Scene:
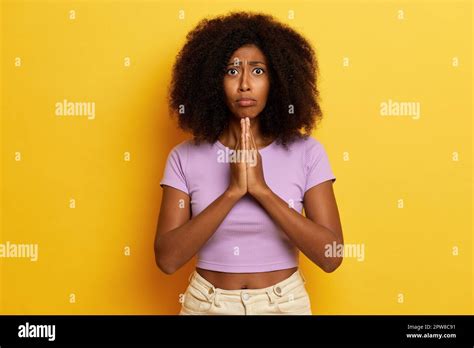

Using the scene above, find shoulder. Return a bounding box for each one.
[289,135,332,169]
[163,140,192,172]
[167,139,196,157]
[285,134,324,154]
[170,139,192,153]
[166,138,214,164]
[302,135,322,148]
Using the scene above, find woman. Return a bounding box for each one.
[155,11,344,315]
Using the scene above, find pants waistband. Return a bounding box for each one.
[187,268,307,304]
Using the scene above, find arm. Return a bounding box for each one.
[251,181,344,273]
[156,121,249,275]
[154,186,242,275]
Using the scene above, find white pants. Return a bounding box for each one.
[179,268,312,315]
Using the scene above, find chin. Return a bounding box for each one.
[237,114,259,119]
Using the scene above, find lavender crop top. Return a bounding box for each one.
[159,136,336,273]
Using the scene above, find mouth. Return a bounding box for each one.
[236,98,257,107]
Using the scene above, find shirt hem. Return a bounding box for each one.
[305,176,336,193]
[196,260,299,273]
[160,182,189,195]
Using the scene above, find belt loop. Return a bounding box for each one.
[265,288,275,304]
[212,289,221,307]
[205,283,217,302]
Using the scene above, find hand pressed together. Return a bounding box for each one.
[228,117,269,199]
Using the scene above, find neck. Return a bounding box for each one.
[219,117,270,149]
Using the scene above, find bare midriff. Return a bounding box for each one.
[196,267,298,290]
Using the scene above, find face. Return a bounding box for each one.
[223,44,270,120]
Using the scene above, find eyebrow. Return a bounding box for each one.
[226,61,267,66]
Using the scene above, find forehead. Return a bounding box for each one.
[229,44,267,63]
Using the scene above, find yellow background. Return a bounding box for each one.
[1,0,472,314]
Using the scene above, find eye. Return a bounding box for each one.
[253,68,265,75]
[226,68,238,76]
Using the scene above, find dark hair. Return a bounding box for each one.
[167,11,324,149]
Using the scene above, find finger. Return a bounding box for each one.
[235,136,241,165]
[250,125,257,151]
[247,118,254,156]
[244,117,249,150]
[248,125,258,168]
[240,118,245,145]
[241,119,245,163]
[248,117,252,150]
[246,118,254,149]
[242,118,247,153]
[246,117,252,163]
[239,118,244,151]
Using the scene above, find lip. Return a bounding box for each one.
[236,98,257,107]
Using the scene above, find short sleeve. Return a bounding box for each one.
[304,139,336,192]
[160,143,189,195]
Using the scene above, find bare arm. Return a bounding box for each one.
[244,119,343,273]
[155,124,248,274]
[154,186,242,274]
[251,180,344,273]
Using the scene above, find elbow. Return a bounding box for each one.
[154,245,177,275]
[322,256,343,273]
[321,236,344,273]
[155,254,177,275]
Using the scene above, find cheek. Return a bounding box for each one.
[223,80,235,105]
[258,80,270,101]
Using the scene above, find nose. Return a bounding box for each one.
[239,66,250,92]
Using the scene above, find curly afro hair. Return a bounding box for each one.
[167,11,324,149]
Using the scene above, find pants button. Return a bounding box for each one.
[242,293,250,301]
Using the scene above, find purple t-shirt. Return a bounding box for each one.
[159,136,336,273]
